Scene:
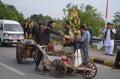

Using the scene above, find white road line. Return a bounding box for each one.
[0,62,26,76]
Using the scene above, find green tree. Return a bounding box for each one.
[30,13,52,25]
[54,19,64,32]
[63,3,105,36]
[113,11,120,27]
[30,13,64,34]
[113,11,120,40]
[0,1,24,23]
[78,4,105,36]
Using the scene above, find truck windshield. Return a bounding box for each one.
[4,24,23,32]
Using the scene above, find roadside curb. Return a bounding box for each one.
[89,57,115,67]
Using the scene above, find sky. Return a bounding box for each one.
[1,0,120,22]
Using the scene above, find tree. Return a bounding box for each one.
[63,3,105,36]
[30,13,52,25]
[0,1,24,23]
[113,11,120,40]
[78,4,104,36]
[30,13,64,34]
[113,11,120,27]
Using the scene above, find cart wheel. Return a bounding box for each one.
[80,61,97,79]
[16,45,23,64]
[50,59,67,78]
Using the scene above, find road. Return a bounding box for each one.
[0,46,120,79]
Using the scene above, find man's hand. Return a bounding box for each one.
[111,25,115,29]
[74,38,79,42]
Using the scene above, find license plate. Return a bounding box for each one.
[11,35,19,39]
[12,40,17,42]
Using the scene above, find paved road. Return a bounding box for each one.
[0,47,120,79]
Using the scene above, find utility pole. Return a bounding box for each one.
[105,0,109,27]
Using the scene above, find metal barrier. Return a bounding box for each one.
[91,38,120,50]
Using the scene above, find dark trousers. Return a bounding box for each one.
[30,45,43,67]
[115,50,120,68]
[74,42,89,62]
[36,49,43,66]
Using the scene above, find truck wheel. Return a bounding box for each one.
[0,40,4,47]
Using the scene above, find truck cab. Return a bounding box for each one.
[0,20,24,46]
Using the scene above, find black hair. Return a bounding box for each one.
[107,22,112,26]
[39,23,44,26]
[47,20,55,26]
[80,24,86,30]
[65,20,70,25]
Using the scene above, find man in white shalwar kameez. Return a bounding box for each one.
[103,23,116,56]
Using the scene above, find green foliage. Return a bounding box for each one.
[113,11,120,26]
[0,1,24,23]
[0,1,109,39]
[63,3,105,36]
[30,14,64,33]
[54,19,64,32]
[78,4,105,36]
[30,14,52,25]
[112,11,120,40]
[115,27,120,40]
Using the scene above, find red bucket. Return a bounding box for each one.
[61,56,68,62]
[48,44,54,52]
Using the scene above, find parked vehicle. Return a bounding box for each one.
[0,20,24,46]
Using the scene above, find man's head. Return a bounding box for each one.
[86,25,91,30]
[64,20,70,28]
[38,23,44,29]
[80,24,86,32]
[47,20,55,29]
[107,22,112,28]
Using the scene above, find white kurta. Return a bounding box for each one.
[103,28,116,54]
[103,28,116,46]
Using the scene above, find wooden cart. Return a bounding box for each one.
[37,44,97,79]
[16,39,37,64]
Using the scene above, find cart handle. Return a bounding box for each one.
[37,44,47,56]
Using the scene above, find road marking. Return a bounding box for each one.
[0,62,26,76]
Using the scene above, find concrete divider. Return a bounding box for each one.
[89,57,114,67]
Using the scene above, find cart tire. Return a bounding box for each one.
[16,45,23,64]
[80,61,97,79]
[50,59,67,78]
